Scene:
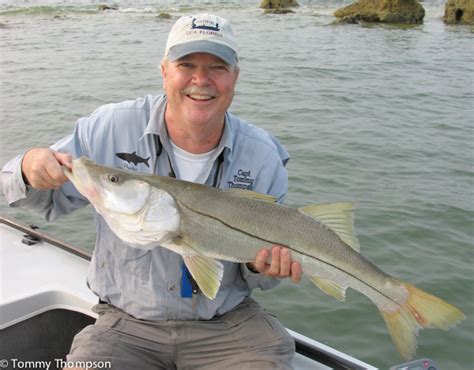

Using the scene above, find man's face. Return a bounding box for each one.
[161,52,239,128]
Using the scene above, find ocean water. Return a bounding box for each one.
[0,1,473,368]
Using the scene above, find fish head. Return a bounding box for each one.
[64,157,151,216]
[64,157,180,249]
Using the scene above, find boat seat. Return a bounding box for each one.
[0,309,95,370]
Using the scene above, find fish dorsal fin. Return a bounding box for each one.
[310,277,347,301]
[299,202,360,251]
[183,254,224,300]
[225,189,277,203]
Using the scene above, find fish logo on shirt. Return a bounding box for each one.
[116,152,150,168]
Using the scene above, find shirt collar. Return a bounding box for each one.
[140,94,234,156]
[141,95,166,139]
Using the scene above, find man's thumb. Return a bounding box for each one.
[53,151,73,171]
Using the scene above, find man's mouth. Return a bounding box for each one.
[182,87,218,102]
[187,94,215,101]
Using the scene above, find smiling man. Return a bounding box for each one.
[1,13,301,369]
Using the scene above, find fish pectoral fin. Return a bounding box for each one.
[225,189,277,203]
[183,254,224,300]
[310,276,347,302]
[299,202,360,251]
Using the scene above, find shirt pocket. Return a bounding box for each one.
[96,218,152,282]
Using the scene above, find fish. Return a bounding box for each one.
[115,151,150,167]
[63,156,465,360]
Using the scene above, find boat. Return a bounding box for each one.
[1,214,416,370]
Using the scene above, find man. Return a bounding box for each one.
[1,13,302,369]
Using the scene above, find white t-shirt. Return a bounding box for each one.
[170,141,217,184]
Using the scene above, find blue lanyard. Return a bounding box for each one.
[181,263,198,298]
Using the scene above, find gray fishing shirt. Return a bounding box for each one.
[1,95,290,321]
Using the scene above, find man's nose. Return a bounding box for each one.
[192,66,211,85]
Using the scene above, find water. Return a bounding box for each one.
[1,1,473,368]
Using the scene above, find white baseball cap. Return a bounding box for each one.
[164,13,238,66]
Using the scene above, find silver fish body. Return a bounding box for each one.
[64,157,465,360]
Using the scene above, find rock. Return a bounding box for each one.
[98,4,118,11]
[444,0,474,24]
[260,0,299,9]
[264,8,295,14]
[334,0,425,24]
[157,12,172,19]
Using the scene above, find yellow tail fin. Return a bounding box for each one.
[380,282,465,360]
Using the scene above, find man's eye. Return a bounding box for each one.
[178,62,194,69]
[213,65,228,71]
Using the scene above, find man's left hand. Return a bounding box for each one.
[248,245,303,283]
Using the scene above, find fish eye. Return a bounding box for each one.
[108,174,120,183]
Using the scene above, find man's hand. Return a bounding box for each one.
[22,148,73,190]
[248,245,303,283]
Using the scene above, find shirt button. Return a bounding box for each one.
[98,261,105,267]
[169,285,176,291]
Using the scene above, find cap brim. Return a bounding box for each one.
[167,40,238,67]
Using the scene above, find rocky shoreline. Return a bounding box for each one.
[258,0,474,25]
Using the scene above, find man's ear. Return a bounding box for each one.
[234,66,240,83]
[160,61,167,89]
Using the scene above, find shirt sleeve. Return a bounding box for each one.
[239,146,290,290]
[0,120,90,222]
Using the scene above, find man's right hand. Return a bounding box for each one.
[21,148,73,190]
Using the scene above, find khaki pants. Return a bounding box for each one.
[67,298,295,370]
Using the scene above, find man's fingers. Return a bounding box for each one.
[266,246,282,277]
[36,171,61,189]
[45,159,68,187]
[22,148,71,189]
[251,246,303,283]
[279,248,291,277]
[290,262,303,283]
[54,151,73,171]
[253,249,270,272]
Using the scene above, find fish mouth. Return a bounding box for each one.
[63,160,101,203]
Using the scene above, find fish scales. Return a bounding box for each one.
[172,184,406,313]
[174,183,388,283]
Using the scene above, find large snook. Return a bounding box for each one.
[64,157,464,360]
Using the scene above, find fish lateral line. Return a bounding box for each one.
[176,200,399,305]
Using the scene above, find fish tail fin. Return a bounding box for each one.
[144,157,150,168]
[380,281,465,360]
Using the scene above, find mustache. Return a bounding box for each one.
[182,86,218,97]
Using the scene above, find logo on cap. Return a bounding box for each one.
[191,17,221,32]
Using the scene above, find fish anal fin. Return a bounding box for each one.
[183,254,224,300]
[310,276,346,302]
[225,189,277,203]
[299,202,360,251]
